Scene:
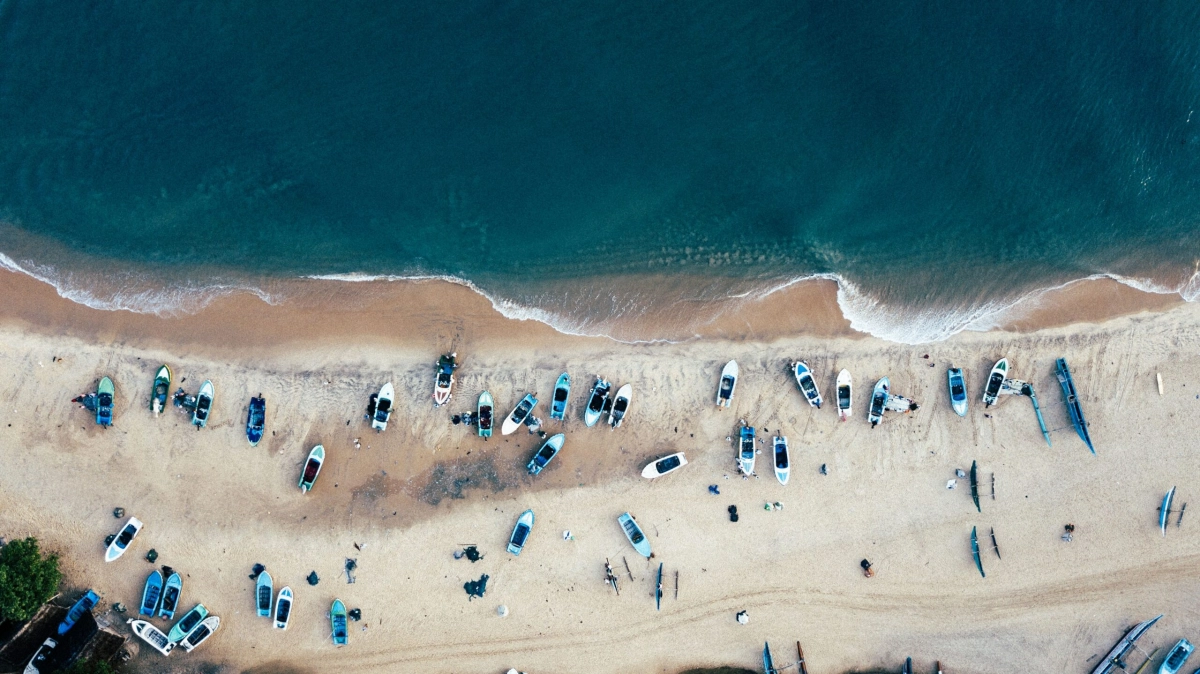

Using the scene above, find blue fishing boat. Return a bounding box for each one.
[58,589,100,635]
[331,599,348,645]
[246,395,266,445]
[527,434,565,475]
[507,509,535,555]
[159,571,182,620]
[139,569,163,617]
[256,570,273,617]
[550,373,571,420]
[1055,358,1095,454]
[947,367,968,417]
[618,512,652,558]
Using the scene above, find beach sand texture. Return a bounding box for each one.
[1,271,1199,674]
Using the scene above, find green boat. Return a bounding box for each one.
[96,376,114,426]
[150,365,171,415]
[331,599,348,645]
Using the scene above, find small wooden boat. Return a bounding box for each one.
[96,376,114,426]
[433,353,456,406]
[868,377,889,427]
[527,434,565,475]
[716,360,738,407]
[192,380,214,428]
[793,361,822,408]
[971,526,985,578]
[331,599,348,645]
[150,365,171,415]
[105,516,143,562]
[246,395,266,445]
[584,378,611,427]
[1056,357,1095,454]
[274,586,293,630]
[23,637,56,673]
[58,590,99,635]
[609,383,632,429]
[159,571,182,620]
[477,390,493,438]
[618,512,652,558]
[983,358,1008,407]
[180,615,219,653]
[299,444,325,493]
[1090,614,1162,674]
[947,367,968,417]
[550,372,571,421]
[1161,487,1176,537]
[1160,639,1194,674]
[372,382,394,431]
[256,570,273,617]
[836,369,852,421]
[641,452,687,478]
[507,509,535,555]
[128,619,175,656]
[773,436,790,485]
[739,425,756,475]
[502,393,538,435]
[139,569,163,617]
[167,604,208,643]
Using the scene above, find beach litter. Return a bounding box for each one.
[708,485,720,495]
[946,479,957,489]
[464,574,489,600]
[348,608,362,621]
[728,505,739,522]
[562,530,574,541]
[112,507,125,518]
[497,604,508,617]
[735,610,749,624]
[144,549,158,563]
[307,571,320,586]
[956,468,967,478]
[249,563,265,579]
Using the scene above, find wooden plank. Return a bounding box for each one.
[796,641,809,674]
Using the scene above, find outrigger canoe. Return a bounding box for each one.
[970,461,980,513]
[59,590,100,635]
[96,376,114,426]
[609,384,632,429]
[971,526,985,578]
[947,367,968,417]
[477,390,493,438]
[501,393,538,435]
[868,377,889,427]
[274,586,293,630]
[299,445,324,493]
[1161,487,1175,537]
[642,452,687,479]
[550,373,571,421]
[433,353,456,406]
[793,361,822,408]
[192,380,214,428]
[527,434,565,475]
[836,369,852,421]
[105,516,143,562]
[167,604,207,643]
[507,509,535,555]
[773,436,790,486]
[716,361,738,407]
[128,619,175,656]
[763,642,777,674]
[246,395,266,445]
[738,425,756,475]
[180,615,219,653]
[584,378,611,428]
[151,365,171,415]
[617,512,652,558]
[371,382,394,432]
[1090,614,1162,674]
[983,358,1008,407]
[1056,357,1095,454]
[159,571,182,620]
[331,599,348,645]
[256,571,273,617]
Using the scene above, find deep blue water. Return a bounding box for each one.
[1,1,1200,340]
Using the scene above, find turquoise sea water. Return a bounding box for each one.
[1,1,1200,341]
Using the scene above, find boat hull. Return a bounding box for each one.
[550,373,570,420]
[716,361,738,407]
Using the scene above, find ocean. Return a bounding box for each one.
[1,0,1199,342]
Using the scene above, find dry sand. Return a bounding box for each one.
[2,268,1199,674]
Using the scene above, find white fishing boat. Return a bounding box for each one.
[773,436,790,485]
[609,384,632,429]
[371,382,394,431]
[274,586,293,630]
[128,619,175,656]
[105,516,143,563]
[641,452,687,478]
[716,361,738,407]
[836,369,852,421]
[983,358,1008,407]
[501,393,538,435]
[180,615,220,653]
[793,361,822,408]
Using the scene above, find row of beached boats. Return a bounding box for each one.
[504,508,653,560]
[87,366,244,437]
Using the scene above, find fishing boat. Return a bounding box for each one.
[477,390,493,438]
[128,620,175,656]
[868,377,889,427]
[1160,639,1194,674]
[274,586,293,630]
[738,425,756,475]
[159,571,182,620]
[1056,358,1095,454]
[298,444,325,493]
[618,512,652,558]
[96,376,114,426]
[150,365,171,415]
[180,615,219,653]
[773,436,790,486]
[167,604,208,643]
[433,353,456,406]
[642,452,687,479]
[256,570,273,617]
[501,393,538,435]
[716,360,738,407]
[192,380,214,428]
[507,509,535,556]
[983,358,1008,406]
[105,516,143,562]
[793,361,823,408]
[58,590,99,635]
[527,434,566,475]
[836,369,852,421]
[1160,487,1176,536]
[1089,614,1162,674]
[971,526,985,578]
[331,599,348,645]
[609,383,632,429]
[763,642,777,674]
[246,395,266,445]
[584,378,611,427]
[550,373,571,421]
[970,460,980,513]
[372,382,394,431]
[23,637,56,673]
[947,367,968,417]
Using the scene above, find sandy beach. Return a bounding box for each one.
[2,267,1200,674]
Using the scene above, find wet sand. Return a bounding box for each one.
[2,268,1200,673]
